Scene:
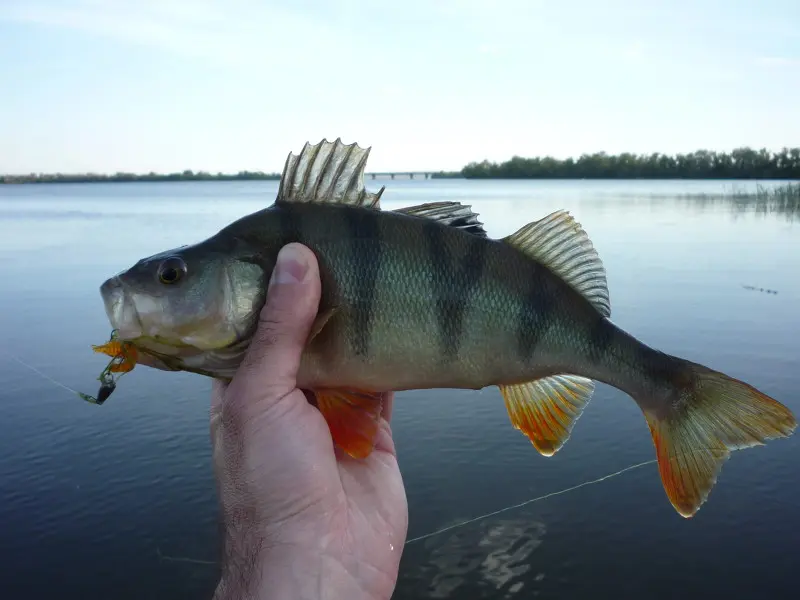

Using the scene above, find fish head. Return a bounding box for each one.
[99,237,266,372]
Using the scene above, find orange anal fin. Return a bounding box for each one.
[313,388,383,459]
[500,374,595,456]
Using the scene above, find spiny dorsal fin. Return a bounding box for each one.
[500,374,595,456]
[505,210,610,317]
[276,138,385,209]
[394,201,487,237]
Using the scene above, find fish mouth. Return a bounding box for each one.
[99,276,144,340]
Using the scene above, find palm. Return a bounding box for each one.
[285,392,407,598]
[211,385,408,599]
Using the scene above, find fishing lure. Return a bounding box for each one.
[78,329,138,405]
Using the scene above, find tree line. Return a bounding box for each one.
[4,147,800,183]
[461,147,800,179]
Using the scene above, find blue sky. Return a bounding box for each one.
[1,0,798,174]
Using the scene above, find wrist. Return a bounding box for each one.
[214,543,394,600]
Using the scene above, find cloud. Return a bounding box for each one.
[0,0,350,69]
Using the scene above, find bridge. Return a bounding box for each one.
[366,172,434,180]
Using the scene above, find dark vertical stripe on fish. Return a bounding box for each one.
[588,317,615,363]
[517,267,555,360]
[277,206,302,249]
[344,207,382,357]
[424,221,487,359]
[455,237,488,356]
[424,221,449,356]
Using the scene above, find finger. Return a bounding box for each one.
[234,243,321,400]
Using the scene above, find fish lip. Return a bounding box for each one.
[99,275,144,340]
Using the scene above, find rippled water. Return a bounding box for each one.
[0,179,798,599]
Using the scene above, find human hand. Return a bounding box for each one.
[210,243,408,600]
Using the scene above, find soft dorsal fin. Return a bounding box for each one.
[505,210,610,317]
[394,201,487,237]
[276,138,385,208]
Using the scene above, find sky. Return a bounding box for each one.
[0,0,798,174]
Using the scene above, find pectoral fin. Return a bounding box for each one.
[307,307,338,343]
[313,388,384,458]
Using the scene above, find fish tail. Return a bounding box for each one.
[495,208,795,516]
[637,356,796,517]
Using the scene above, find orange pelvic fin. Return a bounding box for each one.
[313,388,384,459]
[500,374,595,456]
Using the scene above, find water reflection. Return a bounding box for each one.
[621,185,800,222]
[399,518,546,599]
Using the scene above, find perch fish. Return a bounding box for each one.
[97,138,796,518]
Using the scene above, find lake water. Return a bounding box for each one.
[0,179,798,599]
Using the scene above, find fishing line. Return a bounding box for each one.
[0,349,83,396]
[155,460,657,566]
[156,548,216,566]
[1,331,132,404]
[1,351,658,556]
[405,458,657,545]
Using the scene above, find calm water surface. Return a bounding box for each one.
[0,179,798,599]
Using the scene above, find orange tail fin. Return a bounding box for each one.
[641,362,796,517]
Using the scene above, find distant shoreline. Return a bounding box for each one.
[0,171,282,184]
[0,171,462,184]
[5,175,800,185]
[4,147,800,184]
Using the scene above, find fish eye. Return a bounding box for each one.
[157,257,187,285]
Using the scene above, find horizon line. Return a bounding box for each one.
[4,145,800,178]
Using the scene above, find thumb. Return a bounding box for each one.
[233,243,321,403]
